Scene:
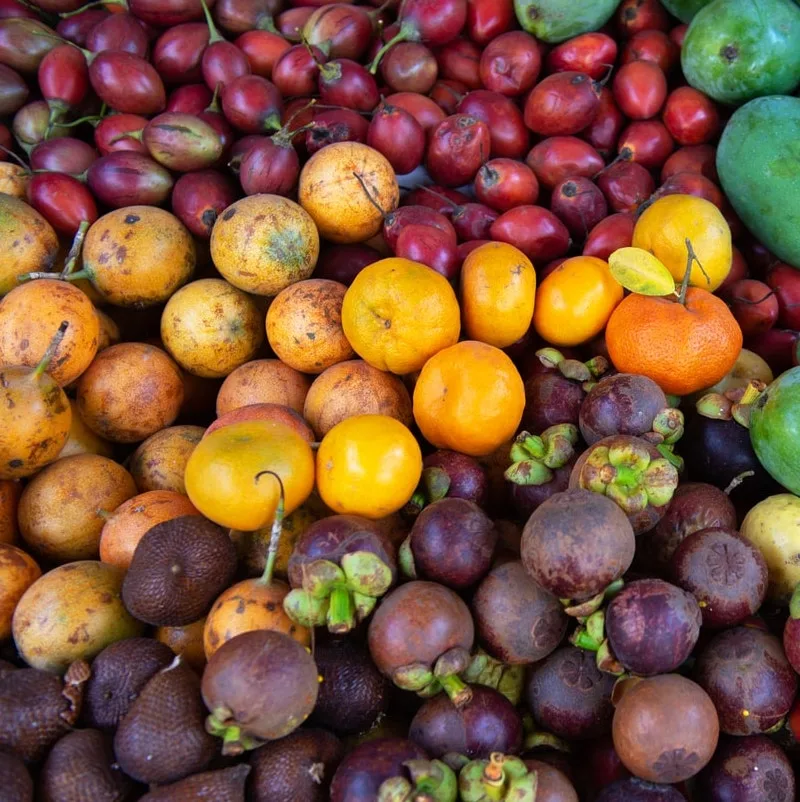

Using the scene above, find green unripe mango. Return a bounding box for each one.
[513,0,620,44]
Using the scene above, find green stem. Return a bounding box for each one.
[33,321,69,380]
[790,583,800,620]
[612,465,639,488]
[60,220,89,279]
[60,0,126,17]
[254,470,285,586]
[63,269,90,283]
[440,674,472,708]
[200,0,225,44]
[368,28,406,74]
[327,586,354,633]
[676,237,705,305]
[572,628,602,652]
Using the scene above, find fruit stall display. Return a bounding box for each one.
[1,0,800,798]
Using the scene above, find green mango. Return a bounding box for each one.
[660,0,713,23]
[681,0,800,105]
[717,96,800,268]
[750,367,800,495]
[514,0,620,44]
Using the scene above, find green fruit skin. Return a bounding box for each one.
[717,96,800,268]
[681,0,800,105]
[661,0,713,23]
[513,0,620,43]
[750,366,800,495]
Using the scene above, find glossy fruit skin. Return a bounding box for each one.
[474,158,539,212]
[622,29,679,73]
[88,52,166,116]
[490,205,571,264]
[606,579,702,676]
[616,120,674,170]
[717,96,800,270]
[550,176,608,241]
[547,32,617,80]
[681,0,800,105]
[524,72,600,136]
[723,279,779,337]
[514,0,619,44]
[38,44,89,114]
[87,152,174,209]
[750,367,800,495]
[534,256,623,347]
[479,30,540,96]
[426,113,491,187]
[662,86,718,146]
[672,528,768,630]
[596,161,655,212]
[694,627,797,736]
[153,23,209,84]
[612,60,667,120]
[612,674,719,784]
[30,137,97,174]
[767,263,800,330]
[172,169,238,238]
[526,136,604,189]
[26,173,98,236]
[582,86,625,158]
[583,212,635,260]
[367,103,425,176]
[457,89,529,159]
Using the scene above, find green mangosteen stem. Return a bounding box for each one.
[254,470,285,586]
[463,649,524,706]
[439,674,472,709]
[561,578,623,618]
[535,347,608,381]
[283,588,329,628]
[205,713,263,756]
[459,754,537,802]
[505,425,578,486]
[327,586,355,633]
[32,321,69,380]
[398,535,417,578]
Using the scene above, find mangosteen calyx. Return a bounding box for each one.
[580,440,679,514]
[536,347,608,390]
[463,649,525,706]
[377,759,458,802]
[393,647,473,708]
[696,380,766,429]
[505,424,579,486]
[790,582,800,621]
[205,707,265,756]
[561,577,624,619]
[459,753,537,802]
[403,466,452,518]
[283,551,393,633]
[569,610,625,677]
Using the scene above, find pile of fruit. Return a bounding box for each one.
[2,0,800,798]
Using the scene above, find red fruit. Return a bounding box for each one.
[581,86,625,158]
[305,107,368,154]
[612,60,666,120]
[616,120,674,169]
[723,279,778,337]
[26,172,97,235]
[479,31,541,97]
[318,58,379,113]
[662,86,719,146]
[766,263,800,330]
[94,113,149,156]
[739,237,777,277]
[474,158,539,212]
[596,160,655,212]
[383,204,457,251]
[426,113,491,187]
[385,91,445,132]
[621,29,678,73]
[437,37,482,89]
[489,205,571,262]
[166,83,213,115]
[38,44,89,117]
[466,0,514,44]
[86,13,148,58]
[654,171,724,210]
[550,176,608,241]
[746,329,799,377]
[381,42,438,94]
[526,136,604,189]
[315,243,382,286]
[718,246,748,293]
[89,51,166,116]
[660,144,718,183]
[403,186,470,216]
[153,23,209,85]
[448,202,498,241]
[545,33,618,80]
[239,136,298,196]
[30,137,97,174]
[271,44,321,98]
[304,3,374,61]
[276,7,314,41]
[367,102,425,175]
[220,74,282,133]
[524,72,600,136]
[457,89,529,159]
[670,24,688,49]
[396,223,460,279]
[202,40,250,92]
[583,212,636,260]
[615,0,671,37]
[429,79,468,115]
[172,169,238,238]
[56,10,110,46]
[235,30,291,80]
[213,0,280,35]
[376,0,468,52]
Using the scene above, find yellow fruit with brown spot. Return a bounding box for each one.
[216,359,310,416]
[59,399,114,459]
[0,543,41,640]
[130,425,205,494]
[0,194,58,296]
[155,617,207,674]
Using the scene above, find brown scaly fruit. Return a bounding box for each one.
[121,515,238,627]
[138,764,251,801]
[113,657,216,785]
[83,637,175,731]
[249,728,344,802]
[0,660,90,763]
[40,728,132,802]
[0,750,33,801]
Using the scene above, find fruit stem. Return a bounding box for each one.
[63,269,90,282]
[440,674,472,709]
[676,238,709,304]
[368,26,407,75]
[33,321,69,380]
[352,171,387,217]
[481,753,507,800]
[418,184,459,210]
[327,586,355,633]
[723,470,755,496]
[200,0,225,43]
[60,0,126,17]
[0,145,30,172]
[60,220,89,278]
[254,470,285,586]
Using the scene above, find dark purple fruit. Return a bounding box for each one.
[522,759,579,802]
[121,515,238,627]
[113,659,216,785]
[671,527,768,629]
[249,729,344,802]
[644,483,737,572]
[0,660,89,763]
[605,578,701,676]
[367,581,475,704]
[508,456,576,521]
[310,635,391,736]
[0,751,32,802]
[526,646,616,740]
[696,735,795,802]
[471,560,567,664]
[693,627,797,736]
[40,728,132,802]
[595,778,686,801]
[140,764,251,801]
[522,354,589,434]
[409,685,523,760]
[83,637,175,731]
[329,737,428,802]
[570,435,679,535]
[401,498,496,589]
[521,489,635,601]
[422,449,489,508]
[201,630,320,754]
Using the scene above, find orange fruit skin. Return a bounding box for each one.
[413,340,525,457]
[216,359,310,417]
[316,414,422,519]
[606,287,743,396]
[342,257,461,375]
[533,256,624,347]
[0,543,41,640]
[0,480,21,545]
[205,403,315,444]
[154,618,207,674]
[129,425,204,495]
[461,242,536,348]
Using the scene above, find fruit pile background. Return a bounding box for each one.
[1,0,800,799]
